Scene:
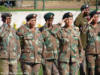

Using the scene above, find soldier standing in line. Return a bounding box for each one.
[41,12,60,75]
[58,12,84,75]
[17,14,44,75]
[86,10,100,75]
[0,13,21,75]
[74,4,90,48]
[74,4,90,75]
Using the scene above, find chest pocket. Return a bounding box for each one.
[24,33,33,40]
[72,35,79,45]
[61,32,69,44]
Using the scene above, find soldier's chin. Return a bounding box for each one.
[7,23,11,25]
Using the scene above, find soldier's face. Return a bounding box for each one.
[84,8,90,15]
[93,14,99,23]
[65,17,73,26]
[6,17,11,25]
[29,18,36,27]
[47,18,54,25]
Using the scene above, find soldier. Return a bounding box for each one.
[74,4,90,75]
[74,4,90,51]
[17,14,44,75]
[86,10,100,75]
[39,12,61,32]
[0,13,21,75]
[58,12,84,75]
[41,12,60,75]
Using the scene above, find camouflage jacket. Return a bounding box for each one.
[86,24,100,55]
[74,13,89,49]
[59,26,84,63]
[42,24,60,60]
[39,23,61,32]
[0,23,21,59]
[17,24,44,63]
[39,23,47,32]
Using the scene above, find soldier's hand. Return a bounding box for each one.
[80,50,85,63]
[88,16,95,24]
[58,18,67,26]
[80,57,83,64]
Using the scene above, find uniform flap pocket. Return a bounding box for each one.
[24,34,33,40]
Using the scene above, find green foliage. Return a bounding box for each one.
[0,6,9,11]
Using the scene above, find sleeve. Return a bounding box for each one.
[16,27,24,36]
[78,37,84,56]
[74,16,81,27]
[85,27,92,51]
[51,25,62,40]
[16,27,24,50]
[74,27,85,57]
[16,35,21,60]
[78,33,85,63]
[40,32,46,63]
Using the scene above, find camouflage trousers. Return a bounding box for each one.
[86,55,100,75]
[21,62,41,75]
[59,62,79,75]
[0,58,17,75]
[43,60,59,75]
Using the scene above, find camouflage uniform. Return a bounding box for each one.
[0,23,21,75]
[42,24,60,75]
[74,12,88,48]
[86,24,100,75]
[17,24,44,75]
[58,26,84,75]
[74,11,90,75]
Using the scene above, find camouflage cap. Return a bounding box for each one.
[80,4,89,11]
[44,12,54,21]
[63,12,73,19]
[1,13,12,19]
[26,13,37,21]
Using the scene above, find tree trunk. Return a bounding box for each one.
[16,0,22,7]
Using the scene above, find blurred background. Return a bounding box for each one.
[0,0,100,11]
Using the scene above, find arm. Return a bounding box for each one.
[74,16,81,27]
[40,31,46,61]
[16,36,21,60]
[78,36,85,63]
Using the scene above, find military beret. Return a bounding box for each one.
[90,10,98,18]
[1,13,12,19]
[44,12,54,21]
[26,14,37,21]
[63,12,73,19]
[80,4,89,11]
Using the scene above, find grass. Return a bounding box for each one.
[0,8,98,12]
[17,63,80,75]
[17,63,22,75]
[17,63,43,75]
[0,7,80,12]
[0,5,98,12]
